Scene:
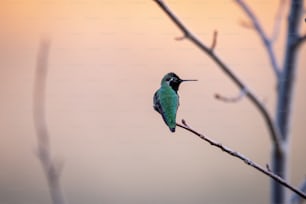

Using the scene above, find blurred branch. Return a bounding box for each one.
[273,1,304,202]
[271,0,286,43]
[176,119,306,200]
[291,178,306,204]
[153,0,283,155]
[33,39,66,204]
[239,19,254,29]
[215,87,247,103]
[210,30,218,51]
[235,0,280,78]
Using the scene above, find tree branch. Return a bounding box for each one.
[215,87,247,103]
[235,0,281,78]
[33,39,66,204]
[291,178,306,204]
[176,120,306,200]
[239,19,254,29]
[210,30,218,51]
[153,0,283,155]
[271,0,286,43]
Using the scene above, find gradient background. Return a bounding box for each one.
[0,0,305,204]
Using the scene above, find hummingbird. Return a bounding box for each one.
[153,72,197,132]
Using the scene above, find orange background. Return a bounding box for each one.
[0,1,305,203]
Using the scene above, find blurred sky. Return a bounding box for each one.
[0,0,305,204]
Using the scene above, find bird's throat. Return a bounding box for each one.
[168,81,181,93]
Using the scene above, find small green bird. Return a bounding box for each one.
[153,72,197,132]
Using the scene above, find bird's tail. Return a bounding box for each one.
[169,127,175,133]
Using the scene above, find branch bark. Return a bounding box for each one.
[33,39,66,204]
[176,120,306,200]
[153,0,282,155]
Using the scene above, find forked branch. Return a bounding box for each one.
[153,0,282,155]
[176,119,306,200]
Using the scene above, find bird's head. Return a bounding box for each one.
[161,72,197,92]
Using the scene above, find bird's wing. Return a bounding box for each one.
[158,87,178,131]
[154,89,174,124]
[153,90,162,113]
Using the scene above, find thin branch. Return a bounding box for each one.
[210,30,218,51]
[175,35,186,41]
[239,19,254,29]
[291,178,306,204]
[33,39,66,204]
[271,0,286,43]
[235,0,281,78]
[153,0,283,155]
[176,119,306,200]
[215,87,247,103]
[266,164,272,172]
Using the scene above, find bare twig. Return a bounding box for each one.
[266,164,272,172]
[271,0,286,43]
[33,39,66,204]
[210,30,218,51]
[215,87,247,103]
[176,119,306,200]
[239,19,254,29]
[235,0,280,77]
[153,0,283,155]
[291,178,306,204]
[175,35,186,41]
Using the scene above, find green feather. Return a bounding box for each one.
[154,83,178,132]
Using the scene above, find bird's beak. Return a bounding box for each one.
[181,79,198,82]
